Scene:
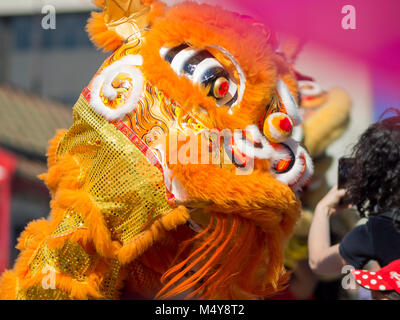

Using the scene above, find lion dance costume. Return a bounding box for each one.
[0,0,315,300]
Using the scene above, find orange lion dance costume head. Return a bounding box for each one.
[0,0,313,300]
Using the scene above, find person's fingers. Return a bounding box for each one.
[331,187,346,198]
[329,185,346,198]
[335,191,346,200]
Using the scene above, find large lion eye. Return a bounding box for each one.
[160,44,238,107]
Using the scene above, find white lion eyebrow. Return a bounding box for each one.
[160,44,238,107]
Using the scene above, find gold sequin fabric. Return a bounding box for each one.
[58,94,173,244]
[0,92,182,300]
[17,284,72,300]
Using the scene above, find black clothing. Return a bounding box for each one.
[339,210,400,269]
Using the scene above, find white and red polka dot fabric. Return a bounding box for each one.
[351,259,400,294]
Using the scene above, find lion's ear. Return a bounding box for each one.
[86,0,165,52]
[278,35,304,64]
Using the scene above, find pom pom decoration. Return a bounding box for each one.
[263,112,293,143]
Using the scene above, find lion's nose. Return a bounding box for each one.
[262,112,293,143]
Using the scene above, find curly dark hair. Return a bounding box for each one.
[346,108,400,218]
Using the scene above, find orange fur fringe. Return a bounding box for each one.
[155,213,290,300]
[92,0,105,9]
[86,11,124,52]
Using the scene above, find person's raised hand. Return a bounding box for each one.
[317,185,349,215]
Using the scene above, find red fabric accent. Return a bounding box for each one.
[352,259,400,294]
[0,149,17,273]
[279,117,292,132]
[81,86,92,101]
[293,70,314,82]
